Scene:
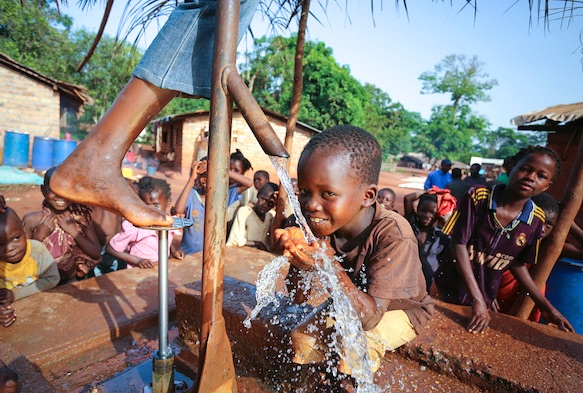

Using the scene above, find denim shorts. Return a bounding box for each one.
[133,0,260,98]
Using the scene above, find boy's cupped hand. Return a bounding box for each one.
[274,227,334,271]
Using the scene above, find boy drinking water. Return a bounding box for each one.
[274,125,433,390]
[435,146,573,333]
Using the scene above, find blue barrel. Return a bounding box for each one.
[52,140,78,167]
[2,130,30,167]
[546,258,583,333]
[32,137,55,171]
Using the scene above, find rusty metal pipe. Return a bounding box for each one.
[197,0,238,385]
[225,69,289,158]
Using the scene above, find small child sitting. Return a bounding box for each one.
[227,182,279,251]
[96,177,183,273]
[274,125,433,390]
[1,206,59,328]
[22,168,101,284]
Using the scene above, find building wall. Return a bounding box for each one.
[0,64,61,164]
[174,112,315,180]
[546,130,583,228]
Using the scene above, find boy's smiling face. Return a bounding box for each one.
[297,149,376,238]
[508,153,555,199]
[0,209,27,264]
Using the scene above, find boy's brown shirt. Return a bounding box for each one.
[330,203,434,333]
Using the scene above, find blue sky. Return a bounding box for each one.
[62,0,582,130]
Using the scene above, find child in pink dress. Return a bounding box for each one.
[95,177,183,274]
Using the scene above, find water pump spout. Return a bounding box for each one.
[225,67,290,158]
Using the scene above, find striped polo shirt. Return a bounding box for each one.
[435,185,545,306]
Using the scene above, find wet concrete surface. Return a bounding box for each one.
[176,276,583,393]
[1,246,582,392]
[0,247,274,392]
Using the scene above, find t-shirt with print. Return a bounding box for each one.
[329,203,434,333]
[435,185,544,307]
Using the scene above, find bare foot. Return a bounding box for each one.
[50,78,177,227]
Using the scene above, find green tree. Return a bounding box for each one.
[419,54,498,123]
[473,127,547,158]
[242,35,415,157]
[0,0,75,77]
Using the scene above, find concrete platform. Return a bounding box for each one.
[0,247,276,392]
[2,245,583,392]
[175,276,583,392]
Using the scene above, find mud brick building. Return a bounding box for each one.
[0,52,91,163]
[152,108,320,177]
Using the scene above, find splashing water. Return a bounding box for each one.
[244,156,381,393]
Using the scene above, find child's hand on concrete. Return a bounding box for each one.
[136,259,156,269]
[0,290,15,327]
[171,250,185,260]
[540,306,574,333]
[0,289,14,307]
[468,299,491,333]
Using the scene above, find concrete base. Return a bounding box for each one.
[0,247,276,392]
[175,276,583,392]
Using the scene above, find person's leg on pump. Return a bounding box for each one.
[51,0,260,227]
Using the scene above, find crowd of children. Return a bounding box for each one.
[1,129,579,392]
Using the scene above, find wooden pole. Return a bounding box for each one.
[510,129,583,319]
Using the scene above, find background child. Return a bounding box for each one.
[226,149,254,235]
[376,187,396,211]
[22,168,101,284]
[96,177,183,273]
[435,146,573,333]
[274,125,432,390]
[227,182,279,251]
[174,158,208,255]
[1,206,59,327]
[240,169,270,207]
[403,190,449,291]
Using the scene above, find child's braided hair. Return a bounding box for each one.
[511,145,562,178]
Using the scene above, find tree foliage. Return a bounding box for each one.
[419,54,498,120]
[473,127,547,159]
[241,35,417,157]
[0,0,142,129]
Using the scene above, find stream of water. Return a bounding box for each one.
[244,156,381,393]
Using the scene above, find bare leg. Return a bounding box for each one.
[51,77,177,227]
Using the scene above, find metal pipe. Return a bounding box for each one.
[225,69,289,158]
[158,229,169,359]
[198,0,238,371]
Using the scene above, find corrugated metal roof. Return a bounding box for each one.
[511,102,583,126]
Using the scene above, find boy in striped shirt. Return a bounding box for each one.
[434,146,573,333]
